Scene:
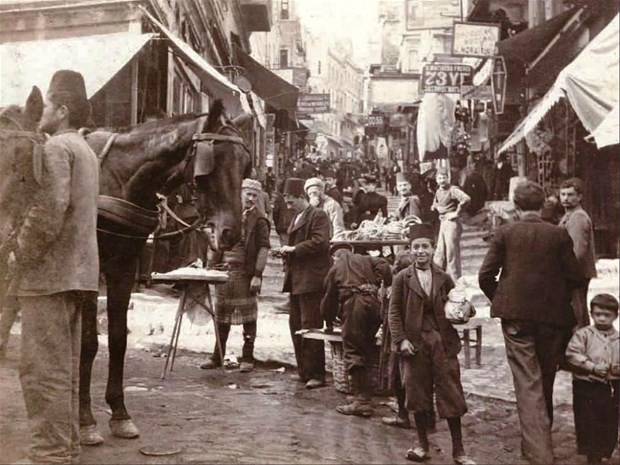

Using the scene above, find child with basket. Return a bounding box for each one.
[388,223,475,465]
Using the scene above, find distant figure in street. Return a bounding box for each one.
[353,174,388,225]
[479,181,583,465]
[559,178,597,328]
[8,70,100,463]
[389,224,475,465]
[566,293,619,465]
[279,178,331,389]
[490,153,514,200]
[304,177,345,238]
[321,243,392,417]
[201,179,271,373]
[272,180,298,246]
[391,172,423,221]
[431,168,470,281]
[265,167,276,199]
[324,177,344,207]
[461,162,488,216]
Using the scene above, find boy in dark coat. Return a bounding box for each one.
[320,243,392,417]
[389,224,474,465]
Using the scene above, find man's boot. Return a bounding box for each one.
[336,368,373,417]
[201,323,230,369]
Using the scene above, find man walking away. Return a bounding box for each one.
[559,177,597,328]
[479,181,583,465]
[8,70,99,463]
[280,178,331,389]
[431,168,470,281]
[201,179,270,373]
[321,244,392,417]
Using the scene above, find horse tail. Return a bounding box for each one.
[205,99,225,132]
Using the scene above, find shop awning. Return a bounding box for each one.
[498,14,619,154]
[237,50,299,115]
[591,103,619,148]
[0,32,153,105]
[497,7,579,65]
[141,8,250,115]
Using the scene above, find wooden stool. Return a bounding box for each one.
[459,324,482,369]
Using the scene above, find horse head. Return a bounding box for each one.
[188,100,252,251]
[0,87,45,249]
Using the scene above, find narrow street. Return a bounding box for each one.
[1,189,618,464]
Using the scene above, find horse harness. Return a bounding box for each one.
[96,124,248,241]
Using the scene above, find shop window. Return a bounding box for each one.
[279,48,289,68]
[280,0,289,20]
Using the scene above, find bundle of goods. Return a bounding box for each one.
[332,215,421,242]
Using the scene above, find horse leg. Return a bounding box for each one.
[105,265,140,438]
[79,292,105,445]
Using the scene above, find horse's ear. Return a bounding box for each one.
[25,86,43,123]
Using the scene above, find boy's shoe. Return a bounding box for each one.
[200,359,221,370]
[406,447,430,462]
[305,378,326,389]
[381,416,412,428]
[453,454,476,465]
[336,400,373,417]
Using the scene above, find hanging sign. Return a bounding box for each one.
[452,21,501,58]
[460,85,493,100]
[366,114,385,127]
[297,93,330,114]
[491,56,507,115]
[421,63,473,93]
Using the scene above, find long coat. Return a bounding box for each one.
[388,264,461,358]
[478,213,583,326]
[283,205,331,295]
[13,130,99,296]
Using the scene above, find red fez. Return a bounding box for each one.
[409,223,434,241]
[47,70,88,102]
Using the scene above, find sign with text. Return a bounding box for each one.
[452,21,501,58]
[460,85,493,100]
[297,93,330,114]
[366,114,386,127]
[422,63,473,93]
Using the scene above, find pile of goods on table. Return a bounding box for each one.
[332,215,421,242]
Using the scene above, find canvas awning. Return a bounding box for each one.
[237,50,299,115]
[498,14,619,154]
[141,8,250,115]
[591,103,619,148]
[0,32,153,105]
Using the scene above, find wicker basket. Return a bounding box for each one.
[329,340,389,396]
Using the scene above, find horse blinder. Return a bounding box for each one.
[193,140,215,188]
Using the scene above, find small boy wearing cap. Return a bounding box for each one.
[388,224,474,465]
[566,293,620,464]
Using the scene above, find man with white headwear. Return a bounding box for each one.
[201,178,271,373]
[304,177,345,238]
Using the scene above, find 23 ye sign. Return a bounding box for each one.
[422,64,473,94]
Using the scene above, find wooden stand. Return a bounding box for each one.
[151,272,229,379]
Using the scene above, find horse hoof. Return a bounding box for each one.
[109,419,140,439]
[80,425,104,446]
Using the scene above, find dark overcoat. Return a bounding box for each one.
[388,264,461,358]
[283,205,331,295]
[478,213,583,326]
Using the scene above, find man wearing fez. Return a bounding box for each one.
[479,181,583,465]
[431,168,471,281]
[201,179,271,373]
[353,174,388,225]
[304,177,345,238]
[279,178,331,389]
[320,243,392,417]
[391,172,423,221]
[7,70,99,463]
[559,177,597,328]
[389,224,474,465]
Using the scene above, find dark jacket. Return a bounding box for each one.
[355,191,388,223]
[283,205,331,295]
[388,264,461,357]
[478,213,583,326]
[320,252,392,325]
[272,192,296,235]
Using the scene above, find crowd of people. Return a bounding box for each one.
[1,69,618,465]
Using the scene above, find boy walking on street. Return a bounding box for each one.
[431,168,470,281]
[389,224,475,465]
[566,293,619,465]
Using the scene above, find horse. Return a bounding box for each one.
[0,86,252,442]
